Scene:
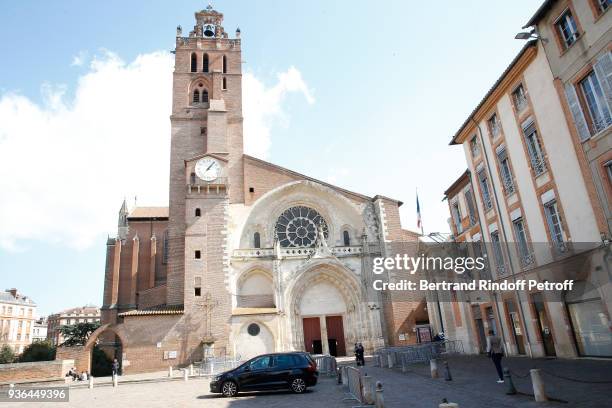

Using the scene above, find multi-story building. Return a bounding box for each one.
[0,289,37,354]
[89,5,425,374]
[523,0,612,237]
[32,317,48,343]
[428,3,612,358]
[47,306,100,346]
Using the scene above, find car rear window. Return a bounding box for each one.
[273,354,298,368]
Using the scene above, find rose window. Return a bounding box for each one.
[275,206,329,248]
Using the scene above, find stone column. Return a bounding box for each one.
[320,315,329,355]
[111,239,122,306]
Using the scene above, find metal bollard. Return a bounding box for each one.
[430,359,439,379]
[342,366,349,386]
[375,381,384,408]
[443,361,452,381]
[112,374,118,387]
[503,368,516,395]
[189,364,194,376]
[402,356,407,373]
[387,353,394,369]
[168,366,173,377]
[337,367,342,384]
[183,368,189,381]
[88,376,94,389]
[362,374,374,404]
[530,369,548,402]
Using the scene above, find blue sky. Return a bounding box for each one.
[0,0,540,315]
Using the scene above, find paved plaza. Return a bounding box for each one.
[2,355,612,407]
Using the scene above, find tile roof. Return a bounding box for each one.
[118,304,184,317]
[128,207,169,219]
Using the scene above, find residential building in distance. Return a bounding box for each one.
[427,0,612,359]
[47,306,100,346]
[0,289,37,354]
[32,317,48,343]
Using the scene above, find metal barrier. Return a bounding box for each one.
[197,355,242,376]
[313,354,337,376]
[343,366,366,406]
[375,340,464,369]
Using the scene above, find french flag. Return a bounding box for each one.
[416,193,423,233]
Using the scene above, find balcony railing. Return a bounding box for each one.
[519,251,535,268]
[232,245,363,259]
[502,173,515,195]
[531,157,547,177]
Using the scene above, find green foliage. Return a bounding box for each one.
[58,322,101,347]
[91,346,113,377]
[0,344,15,364]
[19,340,56,363]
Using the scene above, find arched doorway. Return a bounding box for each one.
[84,324,126,377]
[288,263,363,357]
[565,281,612,357]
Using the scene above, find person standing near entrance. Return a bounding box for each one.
[486,329,504,383]
[112,358,120,377]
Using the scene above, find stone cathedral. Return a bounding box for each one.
[99,5,425,373]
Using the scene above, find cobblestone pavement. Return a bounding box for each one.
[355,354,612,408]
[2,375,346,408]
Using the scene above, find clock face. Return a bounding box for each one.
[195,158,220,182]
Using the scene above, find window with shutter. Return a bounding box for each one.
[565,83,591,141]
[522,121,547,176]
[496,147,515,195]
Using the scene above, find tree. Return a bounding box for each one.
[58,322,101,347]
[19,340,55,362]
[0,344,15,364]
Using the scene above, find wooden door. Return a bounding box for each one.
[303,317,321,354]
[325,316,346,357]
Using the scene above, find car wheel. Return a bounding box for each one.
[221,381,238,397]
[290,377,307,393]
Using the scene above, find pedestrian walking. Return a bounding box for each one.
[486,329,504,383]
[357,343,365,366]
[112,358,120,377]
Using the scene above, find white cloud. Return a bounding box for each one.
[71,51,88,67]
[242,66,315,158]
[0,52,313,251]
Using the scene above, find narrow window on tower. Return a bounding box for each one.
[190,172,196,184]
[222,55,228,73]
[190,52,197,72]
[195,250,201,259]
[195,208,201,217]
[343,230,351,246]
[202,89,209,103]
[222,77,227,90]
[203,53,209,73]
[193,89,200,104]
[253,232,261,248]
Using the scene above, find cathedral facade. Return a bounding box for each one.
[99,5,424,373]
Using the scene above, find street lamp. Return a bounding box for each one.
[515,28,546,42]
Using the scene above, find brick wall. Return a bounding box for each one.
[138,284,167,309]
[55,346,90,373]
[0,359,73,384]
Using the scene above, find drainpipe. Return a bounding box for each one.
[472,118,534,357]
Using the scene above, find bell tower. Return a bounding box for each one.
[166,4,244,306]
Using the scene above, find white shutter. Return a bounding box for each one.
[564,82,591,141]
[593,51,612,117]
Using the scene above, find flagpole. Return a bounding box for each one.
[416,188,424,236]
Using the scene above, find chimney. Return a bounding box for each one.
[8,288,17,298]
